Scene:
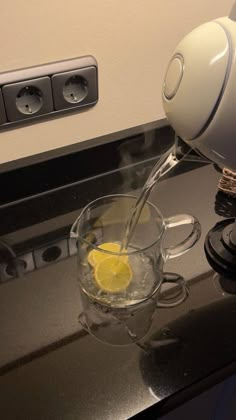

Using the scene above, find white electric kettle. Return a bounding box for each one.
[162,2,236,171]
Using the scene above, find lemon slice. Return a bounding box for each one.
[94,256,132,293]
[87,242,127,267]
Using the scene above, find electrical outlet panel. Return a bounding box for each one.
[52,66,97,111]
[2,77,54,122]
[33,239,69,268]
[0,56,98,129]
[0,252,35,283]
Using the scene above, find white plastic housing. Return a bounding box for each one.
[162,17,236,170]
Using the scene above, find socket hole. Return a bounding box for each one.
[42,246,62,263]
[63,75,88,104]
[16,86,43,115]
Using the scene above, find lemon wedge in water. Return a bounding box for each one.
[87,242,127,267]
[94,256,132,293]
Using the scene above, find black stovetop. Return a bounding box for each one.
[0,125,236,420]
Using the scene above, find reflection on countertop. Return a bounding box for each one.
[1,126,235,420]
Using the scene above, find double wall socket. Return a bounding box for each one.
[0,56,98,129]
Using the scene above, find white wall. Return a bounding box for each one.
[0,0,233,165]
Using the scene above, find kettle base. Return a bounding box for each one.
[205,218,236,279]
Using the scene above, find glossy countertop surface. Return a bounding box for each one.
[0,130,236,419]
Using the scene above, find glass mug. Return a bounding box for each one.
[70,194,201,345]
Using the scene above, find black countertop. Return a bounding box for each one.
[0,126,236,419]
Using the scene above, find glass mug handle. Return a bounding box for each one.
[157,214,201,308]
[164,214,201,260]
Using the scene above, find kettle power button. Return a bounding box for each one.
[163,55,184,100]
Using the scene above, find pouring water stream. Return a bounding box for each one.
[120,137,192,251]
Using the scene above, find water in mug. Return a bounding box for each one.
[82,243,160,307]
